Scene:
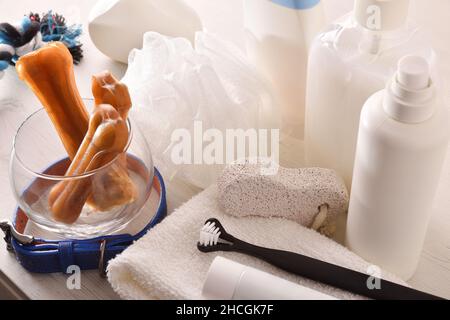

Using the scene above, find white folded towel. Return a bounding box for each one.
[107,186,405,300]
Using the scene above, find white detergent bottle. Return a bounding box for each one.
[304,0,437,189]
[89,0,202,63]
[347,55,450,280]
[244,0,325,140]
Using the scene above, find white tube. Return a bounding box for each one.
[202,257,337,300]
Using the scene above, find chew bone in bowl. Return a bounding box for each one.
[9,42,154,239]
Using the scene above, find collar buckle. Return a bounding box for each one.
[98,240,107,278]
[0,220,34,251]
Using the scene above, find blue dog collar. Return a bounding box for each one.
[1,167,167,275]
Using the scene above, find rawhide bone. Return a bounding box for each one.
[16,42,88,159]
[92,70,131,119]
[17,44,137,214]
[86,71,137,211]
[48,104,129,224]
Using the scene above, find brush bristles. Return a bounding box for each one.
[199,222,221,247]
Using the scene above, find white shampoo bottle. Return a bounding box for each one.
[347,55,450,280]
[244,0,325,140]
[304,0,437,189]
[89,0,202,63]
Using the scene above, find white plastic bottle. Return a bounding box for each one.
[202,257,337,300]
[347,55,450,280]
[244,0,325,140]
[89,0,202,63]
[304,0,436,189]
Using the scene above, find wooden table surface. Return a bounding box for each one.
[0,0,449,300]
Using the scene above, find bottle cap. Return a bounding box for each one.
[202,257,245,300]
[354,0,410,31]
[384,55,435,123]
[397,55,430,90]
[270,0,321,10]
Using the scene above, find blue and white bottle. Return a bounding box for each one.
[244,0,325,141]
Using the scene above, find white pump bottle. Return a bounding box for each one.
[347,55,450,280]
[304,0,436,189]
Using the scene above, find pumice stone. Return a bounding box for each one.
[217,160,349,236]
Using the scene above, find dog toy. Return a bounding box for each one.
[0,11,83,79]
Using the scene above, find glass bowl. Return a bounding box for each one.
[9,101,154,239]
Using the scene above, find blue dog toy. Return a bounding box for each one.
[0,11,83,79]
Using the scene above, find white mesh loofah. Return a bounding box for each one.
[122,31,280,189]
